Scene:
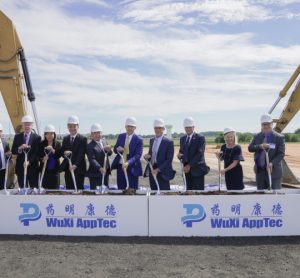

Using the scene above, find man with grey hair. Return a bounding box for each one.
[248,114,285,190]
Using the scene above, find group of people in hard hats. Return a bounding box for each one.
[0,112,285,191]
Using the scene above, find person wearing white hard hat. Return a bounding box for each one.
[11,114,41,188]
[111,117,143,189]
[0,124,11,189]
[177,117,209,190]
[215,128,244,190]
[248,114,285,189]
[60,115,87,190]
[86,123,112,189]
[143,119,176,190]
[38,125,62,189]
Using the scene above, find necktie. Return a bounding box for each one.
[123,135,130,162]
[183,135,190,163]
[259,135,268,169]
[24,134,28,144]
[151,138,158,165]
[71,136,74,145]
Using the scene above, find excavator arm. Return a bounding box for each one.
[269,65,300,133]
[268,65,300,184]
[0,10,39,133]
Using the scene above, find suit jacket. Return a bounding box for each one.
[11,132,41,175]
[111,133,143,177]
[248,130,285,179]
[144,136,175,181]
[179,133,207,177]
[0,138,10,153]
[60,134,87,175]
[86,139,112,178]
[39,139,62,172]
[0,138,10,170]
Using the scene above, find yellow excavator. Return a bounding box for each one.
[0,10,299,186]
[269,65,300,185]
[0,10,39,133]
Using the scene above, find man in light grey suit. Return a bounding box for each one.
[248,114,285,190]
[0,123,11,189]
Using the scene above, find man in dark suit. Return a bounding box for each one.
[248,114,285,189]
[111,117,143,189]
[178,117,207,190]
[60,115,87,190]
[11,115,41,188]
[86,123,112,189]
[144,118,175,190]
[0,124,11,189]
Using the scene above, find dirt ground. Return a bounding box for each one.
[0,235,299,278]
[1,144,300,278]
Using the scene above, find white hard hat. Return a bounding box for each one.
[21,115,34,123]
[261,114,273,124]
[91,123,103,133]
[153,118,165,128]
[44,125,56,133]
[125,117,137,127]
[0,123,3,131]
[224,127,235,135]
[68,115,79,125]
[183,117,195,128]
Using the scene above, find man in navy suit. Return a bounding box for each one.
[178,117,208,190]
[60,115,87,190]
[0,123,11,189]
[111,117,143,189]
[11,115,41,188]
[86,123,112,189]
[144,118,175,190]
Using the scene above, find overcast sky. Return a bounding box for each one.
[1,0,300,135]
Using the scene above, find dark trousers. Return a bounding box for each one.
[185,173,204,190]
[256,170,282,190]
[89,175,109,190]
[41,171,60,190]
[0,169,5,190]
[65,170,85,190]
[17,171,39,188]
[117,164,139,189]
[149,173,170,190]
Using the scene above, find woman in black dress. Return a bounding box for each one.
[39,125,62,189]
[216,128,244,190]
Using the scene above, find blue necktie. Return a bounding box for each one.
[24,134,28,144]
[183,136,190,163]
[258,134,270,169]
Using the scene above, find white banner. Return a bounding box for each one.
[0,195,148,236]
[149,193,300,236]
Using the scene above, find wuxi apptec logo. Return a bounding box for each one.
[19,203,42,226]
[18,202,118,229]
[181,204,206,228]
